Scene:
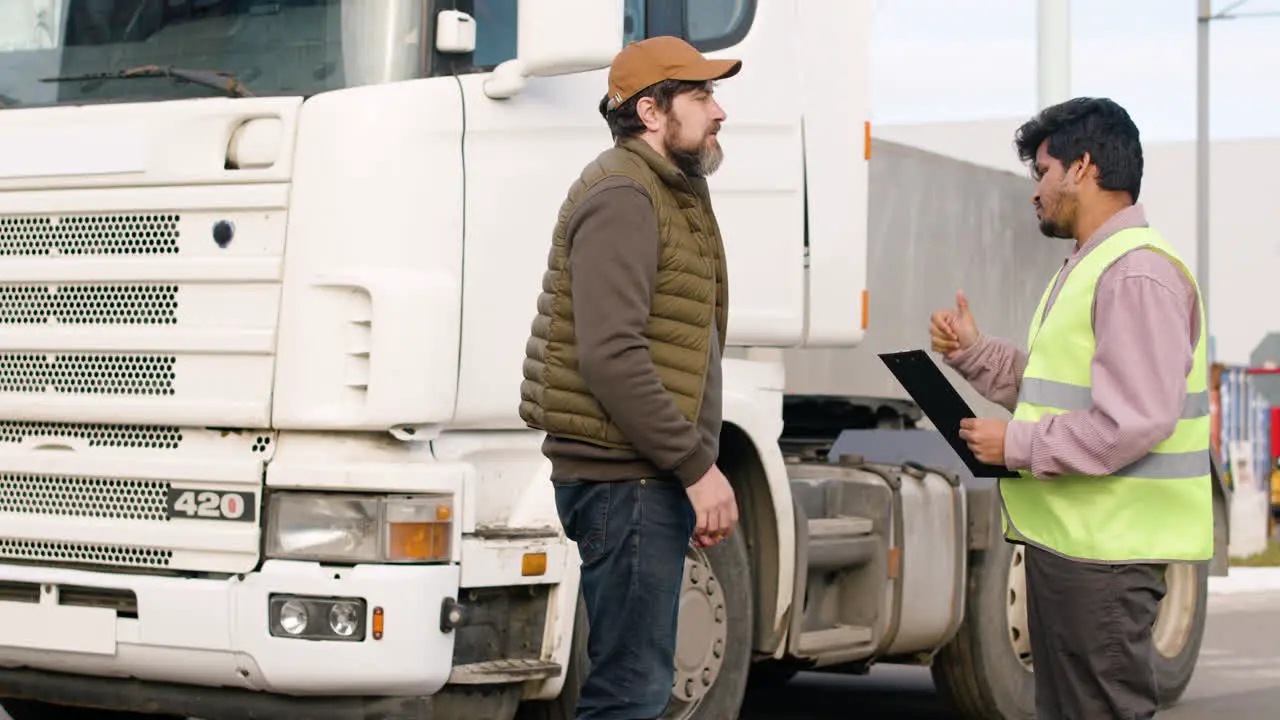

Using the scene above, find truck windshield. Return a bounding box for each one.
[0,0,426,109]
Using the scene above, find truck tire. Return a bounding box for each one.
[931,539,1035,720]
[663,531,753,720]
[1150,543,1213,706]
[933,535,1213,719]
[519,532,753,720]
[2,700,175,719]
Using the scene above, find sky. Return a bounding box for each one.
[869,0,1280,142]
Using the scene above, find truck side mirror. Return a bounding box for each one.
[482,0,625,99]
[435,10,478,54]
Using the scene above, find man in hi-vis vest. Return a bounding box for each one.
[930,97,1212,719]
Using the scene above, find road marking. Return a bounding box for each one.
[1208,591,1278,614]
[1209,567,1280,595]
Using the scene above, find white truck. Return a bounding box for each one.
[0,1,1230,719]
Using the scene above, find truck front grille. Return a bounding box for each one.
[0,213,180,256]
[0,284,179,325]
[0,353,176,396]
[0,473,170,522]
[0,422,182,449]
[0,538,172,568]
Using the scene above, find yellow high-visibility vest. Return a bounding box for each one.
[1002,226,1213,563]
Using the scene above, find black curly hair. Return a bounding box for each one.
[1014,97,1144,202]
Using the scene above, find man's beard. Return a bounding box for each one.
[1036,196,1075,240]
[1038,216,1073,239]
[664,120,723,178]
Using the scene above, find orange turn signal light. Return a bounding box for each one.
[388,522,450,562]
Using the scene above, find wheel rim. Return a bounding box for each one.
[666,544,728,718]
[1153,563,1198,659]
[1006,545,1034,671]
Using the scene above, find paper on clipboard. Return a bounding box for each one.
[878,349,1020,478]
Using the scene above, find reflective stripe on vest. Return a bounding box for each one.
[1001,226,1214,564]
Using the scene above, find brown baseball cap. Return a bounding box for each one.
[604,36,742,112]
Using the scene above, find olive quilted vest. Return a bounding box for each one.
[519,136,729,448]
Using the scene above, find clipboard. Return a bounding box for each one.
[878,349,1020,478]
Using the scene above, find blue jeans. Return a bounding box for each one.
[554,478,696,720]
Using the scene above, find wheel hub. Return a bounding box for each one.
[670,546,728,711]
[1006,545,1034,671]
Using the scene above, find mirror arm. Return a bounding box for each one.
[483,59,529,99]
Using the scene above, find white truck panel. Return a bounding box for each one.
[0,97,301,191]
[796,0,872,347]
[271,79,466,431]
[718,356,796,642]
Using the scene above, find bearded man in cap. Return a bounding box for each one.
[518,36,743,719]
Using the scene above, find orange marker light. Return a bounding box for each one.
[861,289,869,330]
[372,607,384,640]
[522,552,547,577]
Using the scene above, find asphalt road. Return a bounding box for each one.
[742,589,1280,720]
[0,586,1275,719]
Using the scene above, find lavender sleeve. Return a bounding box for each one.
[945,335,1029,414]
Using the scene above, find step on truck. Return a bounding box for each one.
[0,1,1231,719]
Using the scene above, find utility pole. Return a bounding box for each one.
[1037,0,1071,109]
[1197,0,1212,327]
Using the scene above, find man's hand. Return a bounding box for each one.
[959,418,1008,465]
[686,464,739,548]
[930,290,980,359]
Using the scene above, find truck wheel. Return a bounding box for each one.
[930,539,1035,720]
[663,531,753,719]
[1146,488,1220,710]
[1151,557,1209,708]
[520,532,753,720]
[2,700,176,719]
[934,538,1212,719]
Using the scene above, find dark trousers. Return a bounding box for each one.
[1025,544,1168,720]
[554,478,696,720]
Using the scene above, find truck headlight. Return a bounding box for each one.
[265,492,453,564]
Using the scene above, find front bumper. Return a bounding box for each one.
[0,559,459,698]
[0,667,443,720]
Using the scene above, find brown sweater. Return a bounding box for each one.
[541,175,723,487]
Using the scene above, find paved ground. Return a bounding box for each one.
[743,571,1280,719]
[0,571,1276,719]
[1161,590,1280,719]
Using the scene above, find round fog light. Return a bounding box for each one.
[279,600,308,635]
[329,602,360,637]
